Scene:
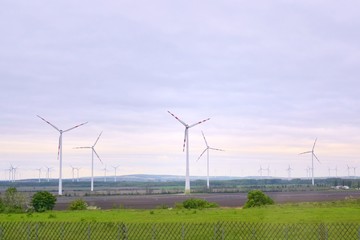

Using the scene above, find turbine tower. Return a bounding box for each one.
[168,111,210,194]
[197,131,224,189]
[74,132,103,191]
[287,165,293,180]
[112,165,120,182]
[103,165,108,182]
[299,138,320,186]
[258,166,264,177]
[37,115,88,195]
[36,168,42,183]
[45,166,53,182]
[70,166,76,182]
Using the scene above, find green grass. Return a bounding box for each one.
[1,199,360,223]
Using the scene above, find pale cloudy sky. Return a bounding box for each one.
[1,1,360,180]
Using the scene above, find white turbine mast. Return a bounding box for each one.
[74,131,103,191]
[37,115,88,195]
[287,165,293,180]
[70,165,76,182]
[45,165,53,182]
[112,165,120,182]
[36,168,42,183]
[258,166,264,177]
[103,165,108,182]
[299,138,320,186]
[197,131,224,189]
[168,111,210,194]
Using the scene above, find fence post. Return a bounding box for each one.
[252,227,256,240]
[0,225,2,240]
[35,223,38,240]
[284,226,288,240]
[60,223,64,240]
[122,224,128,240]
[27,223,31,240]
[358,226,360,240]
[87,224,91,240]
[182,224,185,240]
[152,224,156,240]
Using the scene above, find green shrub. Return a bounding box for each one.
[2,187,27,213]
[68,199,88,210]
[180,198,218,209]
[31,191,57,212]
[244,190,274,208]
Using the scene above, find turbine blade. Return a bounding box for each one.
[201,131,209,147]
[73,146,91,149]
[57,135,61,161]
[197,148,207,162]
[37,115,60,131]
[210,147,225,151]
[168,111,187,126]
[182,129,187,152]
[93,149,103,164]
[313,153,320,163]
[312,138,317,151]
[299,151,312,155]
[189,118,210,128]
[93,131,103,147]
[63,121,88,132]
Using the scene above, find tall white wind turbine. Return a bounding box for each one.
[197,131,224,189]
[37,115,88,195]
[74,132,103,191]
[299,138,320,186]
[168,111,210,194]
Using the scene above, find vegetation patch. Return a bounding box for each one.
[178,198,219,209]
[68,199,88,210]
[244,190,274,208]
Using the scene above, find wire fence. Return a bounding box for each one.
[0,222,359,239]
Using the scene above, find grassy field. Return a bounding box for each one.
[1,199,360,224]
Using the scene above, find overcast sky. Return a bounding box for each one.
[1,1,360,181]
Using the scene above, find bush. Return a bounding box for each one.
[2,187,27,213]
[31,191,57,212]
[244,190,274,208]
[68,199,88,210]
[180,198,218,209]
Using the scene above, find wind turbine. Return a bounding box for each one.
[112,165,120,182]
[258,166,264,177]
[45,166,53,182]
[102,165,108,182]
[75,167,81,182]
[74,132,103,191]
[265,166,270,177]
[70,166,76,182]
[197,131,224,189]
[36,168,42,183]
[287,165,293,180]
[347,165,351,177]
[299,138,320,186]
[168,111,210,194]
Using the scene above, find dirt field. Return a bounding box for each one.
[54,190,360,210]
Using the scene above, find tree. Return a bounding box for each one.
[2,187,27,213]
[68,199,88,210]
[31,191,57,212]
[244,190,274,208]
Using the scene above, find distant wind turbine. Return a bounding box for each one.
[74,132,103,191]
[45,166,53,182]
[102,165,108,182]
[37,115,88,195]
[287,165,293,180]
[112,165,120,182]
[168,111,210,194]
[347,165,351,177]
[197,131,224,189]
[70,166,76,182]
[258,166,264,177]
[36,168,42,183]
[299,138,320,186]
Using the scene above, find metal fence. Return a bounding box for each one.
[0,222,359,240]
